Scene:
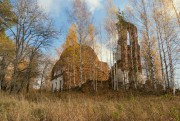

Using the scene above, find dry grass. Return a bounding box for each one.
[0,91,180,121]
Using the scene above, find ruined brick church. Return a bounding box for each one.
[111,15,142,89]
[50,14,142,92]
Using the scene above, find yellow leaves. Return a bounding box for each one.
[54,44,105,88]
[0,0,15,31]
[18,60,28,71]
[61,24,79,65]
[141,36,162,81]
[0,33,15,56]
[88,24,95,39]
[86,24,95,46]
[105,0,118,37]
[106,0,118,16]
[63,24,77,49]
[154,0,177,20]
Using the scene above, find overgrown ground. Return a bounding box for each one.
[0,90,180,121]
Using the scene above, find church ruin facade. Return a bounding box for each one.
[111,16,142,89]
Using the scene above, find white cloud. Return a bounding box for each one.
[38,0,61,17]
[38,0,103,15]
[38,0,52,12]
[84,0,103,13]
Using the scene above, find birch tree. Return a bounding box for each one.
[126,0,180,93]
[104,0,118,90]
[127,0,157,90]
[39,55,54,92]
[68,0,91,87]
[152,0,180,94]
[63,24,78,87]
[170,0,180,26]
[87,24,98,91]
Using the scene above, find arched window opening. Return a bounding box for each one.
[127,31,130,45]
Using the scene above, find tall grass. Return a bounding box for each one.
[0,91,180,121]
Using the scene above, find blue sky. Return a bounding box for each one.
[37,0,128,59]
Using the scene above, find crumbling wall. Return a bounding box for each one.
[113,19,142,86]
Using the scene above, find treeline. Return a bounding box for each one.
[126,0,180,94]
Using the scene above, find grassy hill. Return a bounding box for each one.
[0,91,180,121]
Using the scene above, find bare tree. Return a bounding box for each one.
[152,0,180,94]
[39,55,54,92]
[3,0,58,93]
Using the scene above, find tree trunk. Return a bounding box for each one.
[141,0,157,90]
[0,56,7,91]
[10,59,18,94]
[156,26,165,90]
[79,37,82,87]
[170,0,180,26]
[26,81,30,93]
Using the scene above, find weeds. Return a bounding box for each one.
[0,92,180,121]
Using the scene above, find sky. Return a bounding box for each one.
[37,0,128,61]
[37,0,180,59]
